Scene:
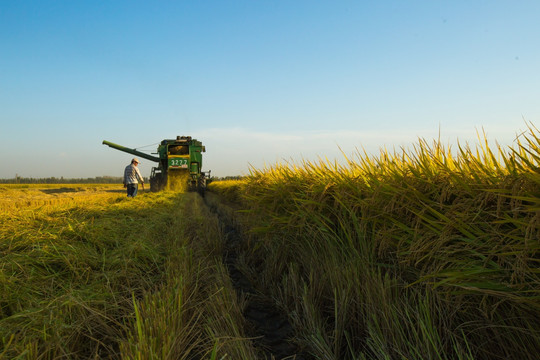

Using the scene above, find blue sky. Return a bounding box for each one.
[1,1,539,178]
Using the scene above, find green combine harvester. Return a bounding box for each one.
[102,136,209,194]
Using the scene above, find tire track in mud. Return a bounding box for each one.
[204,194,307,360]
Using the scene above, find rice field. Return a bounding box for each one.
[0,184,124,211]
[2,126,540,359]
[0,185,256,359]
[209,126,540,360]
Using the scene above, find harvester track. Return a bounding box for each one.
[204,193,306,360]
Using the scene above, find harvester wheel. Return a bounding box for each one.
[150,174,165,192]
[197,178,206,197]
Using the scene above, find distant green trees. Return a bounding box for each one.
[0,176,136,184]
[0,175,237,184]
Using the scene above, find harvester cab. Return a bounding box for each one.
[102,136,209,194]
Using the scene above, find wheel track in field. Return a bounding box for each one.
[204,193,307,360]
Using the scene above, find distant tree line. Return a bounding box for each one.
[0,175,135,184]
[0,175,238,184]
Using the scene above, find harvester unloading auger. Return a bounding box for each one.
[102,136,210,194]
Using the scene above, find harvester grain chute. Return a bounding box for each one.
[102,136,210,194]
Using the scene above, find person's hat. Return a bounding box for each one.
[132,158,140,164]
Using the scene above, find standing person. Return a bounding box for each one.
[123,158,145,197]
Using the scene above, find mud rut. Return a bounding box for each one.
[204,194,308,360]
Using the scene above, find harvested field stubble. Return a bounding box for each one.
[0,186,255,358]
[1,188,166,357]
[0,183,124,211]
[209,125,540,360]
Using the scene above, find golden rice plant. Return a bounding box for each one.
[209,123,540,360]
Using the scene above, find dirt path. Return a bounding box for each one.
[204,193,307,360]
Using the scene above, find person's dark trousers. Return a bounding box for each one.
[127,183,138,197]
